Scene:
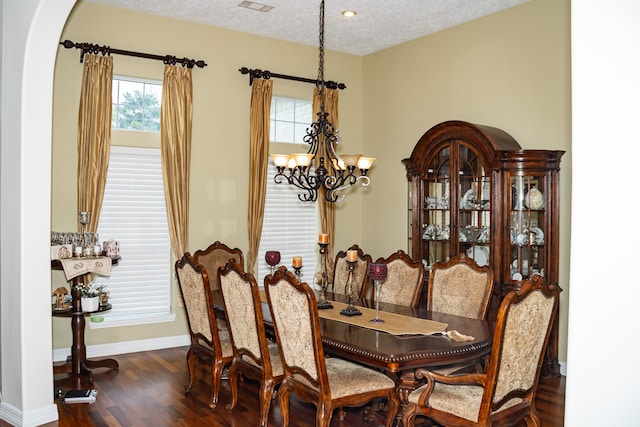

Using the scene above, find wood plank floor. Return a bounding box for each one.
[19,346,563,426]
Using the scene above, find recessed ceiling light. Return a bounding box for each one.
[342,10,357,18]
[237,1,274,13]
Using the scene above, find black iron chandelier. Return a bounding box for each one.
[270,0,374,203]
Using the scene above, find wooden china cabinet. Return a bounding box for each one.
[403,120,564,377]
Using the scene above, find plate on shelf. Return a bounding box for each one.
[530,227,544,244]
[467,246,489,267]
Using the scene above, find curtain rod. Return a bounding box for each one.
[59,40,207,69]
[239,67,346,90]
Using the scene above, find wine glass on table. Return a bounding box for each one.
[368,263,388,323]
[265,251,281,274]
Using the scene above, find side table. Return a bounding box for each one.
[52,257,120,390]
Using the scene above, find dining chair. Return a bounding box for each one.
[193,240,244,291]
[428,253,495,375]
[332,244,372,298]
[373,249,424,307]
[264,266,400,427]
[402,274,559,427]
[428,252,494,320]
[174,253,233,410]
[194,241,244,330]
[218,259,284,427]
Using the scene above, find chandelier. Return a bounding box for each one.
[270,0,374,203]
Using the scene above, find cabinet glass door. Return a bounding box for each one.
[508,174,546,282]
[420,146,451,267]
[457,143,490,267]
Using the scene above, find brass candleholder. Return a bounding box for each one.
[340,260,362,317]
[314,242,333,309]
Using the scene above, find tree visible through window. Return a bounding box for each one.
[112,77,162,132]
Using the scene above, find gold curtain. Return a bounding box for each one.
[247,79,273,275]
[160,65,193,258]
[313,87,338,277]
[77,54,113,232]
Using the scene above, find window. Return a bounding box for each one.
[270,96,313,144]
[258,96,318,283]
[94,146,174,327]
[112,76,162,132]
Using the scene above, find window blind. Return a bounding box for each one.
[257,161,318,286]
[97,146,171,320]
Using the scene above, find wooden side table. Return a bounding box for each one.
[52,257,120,390]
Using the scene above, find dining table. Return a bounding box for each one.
[212,290,492,405]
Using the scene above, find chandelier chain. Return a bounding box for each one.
[317,0,325,98]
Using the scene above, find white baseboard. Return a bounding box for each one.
[0,401,59,427]
[559,360,567,376]
[52,334,190,362]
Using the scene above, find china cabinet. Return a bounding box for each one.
[403,120,564,377]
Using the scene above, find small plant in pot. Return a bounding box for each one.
[79,280,107,312]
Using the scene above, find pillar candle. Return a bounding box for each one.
[293,256,302,267]
[318,233,329,244]
[346,250,358,262]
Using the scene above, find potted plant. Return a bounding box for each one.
[79,280,106,312]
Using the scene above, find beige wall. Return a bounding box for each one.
[361,0,571,361]
[52,0,570,363]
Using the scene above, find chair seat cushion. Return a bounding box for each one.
[198,329,233,358]
[243,341,284,377]
[408,383,483,422]
[325,357,396,399]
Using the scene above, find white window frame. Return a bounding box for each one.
[92,146,175,328]
[258,96,318,285]
[112,75,162,132]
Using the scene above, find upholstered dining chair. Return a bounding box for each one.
[402,274,559,427]
[193,241,244,330]
[373,249,424,307]
[218,259,284,427]
[428,253,494,320]
[332,244,372,298]
[174,253,233,410]
[193,241,244,291]
[264,266,400,427]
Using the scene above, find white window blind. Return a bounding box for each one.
[257,161,318,285]
[96,146,172,323]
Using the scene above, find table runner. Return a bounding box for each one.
[59,257,112,281]
[259,291,475,341]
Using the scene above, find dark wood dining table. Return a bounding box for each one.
[212,290,492,404]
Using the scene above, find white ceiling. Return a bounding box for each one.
[86,0,529,56]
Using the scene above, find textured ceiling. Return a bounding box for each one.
[86,0,529,56]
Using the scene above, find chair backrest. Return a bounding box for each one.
[332,244,372,297]
[218,259,274,374]
[374,250,424,307]
[265,266,329,392]
[482,274,559,417]
[193,241,244,291]
[427,253,494,319]
[174,253,219,346]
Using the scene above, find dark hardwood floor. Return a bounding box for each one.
[20,346,564,426]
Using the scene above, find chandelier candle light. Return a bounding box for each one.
[270,0,375,203]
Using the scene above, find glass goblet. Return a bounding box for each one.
[265,251,281,274]
[368,263,388,323]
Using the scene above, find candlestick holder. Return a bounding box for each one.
[314,242,333,309]
[292,265,303,281]
[368,263,388,323]
[340,260,362,316]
